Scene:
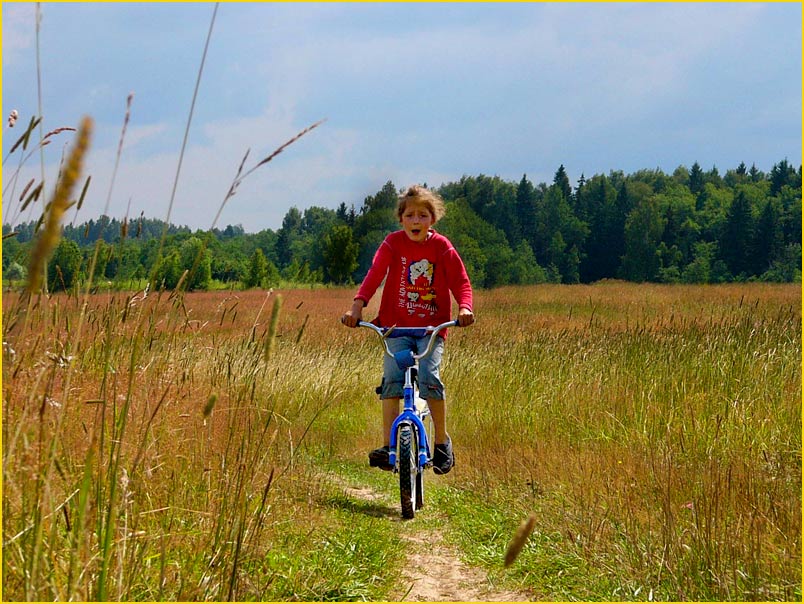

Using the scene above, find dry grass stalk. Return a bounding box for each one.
[203,393,218,418]
[5,115,42,159]
[18,177,35,201]
[504,512,536,567]
[212,118,326,231]
[102,93,133,217]
[42,126,76,141]
[19,181,43,212]
[26,116,93,294]
[265,294,283,362]
[75,175,91,211]
[158,4,217,252]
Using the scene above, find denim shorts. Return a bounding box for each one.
[381,335,445,400]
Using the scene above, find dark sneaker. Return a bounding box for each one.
[432,437,454,475]
[369,446,393,471]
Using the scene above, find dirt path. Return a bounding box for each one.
[394,526,529,602]
[339,483,531,602]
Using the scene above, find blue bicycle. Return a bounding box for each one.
[358,319,458,519]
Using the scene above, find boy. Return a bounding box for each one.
[341,185,474,475]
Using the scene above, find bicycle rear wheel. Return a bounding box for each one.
[398,423,418,519]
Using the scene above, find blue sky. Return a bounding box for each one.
[2,2,801,232]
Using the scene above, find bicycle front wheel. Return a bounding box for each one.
[415,464,425,510]
[398,423,418,519]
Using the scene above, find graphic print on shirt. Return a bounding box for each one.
[401,258,438,318]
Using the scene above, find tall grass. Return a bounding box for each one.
[2,5,335,598]
[2,283,799,600]
[3,3,799,598]
[439,283,801,600]
[3,287,349,600]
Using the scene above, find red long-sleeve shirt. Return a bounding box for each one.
[355,229,473,333]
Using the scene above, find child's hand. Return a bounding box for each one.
[341,300,364,328]
[341,311,359,328]
[457,308,474,327]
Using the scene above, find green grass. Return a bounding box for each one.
[432,485,614,601]
[5,9,798,599]
[440,285,801,601]
[2,283,800,601]
[244,507,402,601]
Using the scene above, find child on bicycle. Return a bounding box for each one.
[341,184,474,475]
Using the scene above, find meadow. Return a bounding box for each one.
[1,281,800,601]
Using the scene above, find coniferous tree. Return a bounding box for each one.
[553,164,572,202]
[769,159,797,196]
[276,207,303,268]
[361,181,397,213]
[573,173,588,220]
[336,202,356,227]
[719,190,755,277]
[706,165,723,189]
[620,196,665,282]
[515,174,537,247]
[578,174,619,282]
[689,162,705,195]
[535,185,588,282]
[4,159,801,288]
[753,199,784,275]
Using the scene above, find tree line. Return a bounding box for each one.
[3,159,801,291]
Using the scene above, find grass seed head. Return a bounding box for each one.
[203,393,218,418]
[27,116,93,294]
[504,512,536,567]
[264,294,283,361]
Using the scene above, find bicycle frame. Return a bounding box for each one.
[358,319,457,470]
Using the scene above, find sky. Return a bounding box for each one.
[2,2,801,233]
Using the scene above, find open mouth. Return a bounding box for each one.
[410,229,422,236]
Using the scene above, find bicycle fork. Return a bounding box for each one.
[387,366,430,469]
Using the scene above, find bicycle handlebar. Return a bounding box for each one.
[357,319,459,362]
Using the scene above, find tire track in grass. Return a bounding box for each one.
[337,480,531,602]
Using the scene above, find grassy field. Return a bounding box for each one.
[2,282,800,601]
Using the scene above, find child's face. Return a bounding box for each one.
[400,202,434,242]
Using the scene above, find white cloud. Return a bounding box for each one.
[123,123,169,151]
[2,3,798,232]
[2,5,36,61]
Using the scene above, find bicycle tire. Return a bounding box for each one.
[413,376,427,511]
[415,464,425,510]
[398,423,418,519]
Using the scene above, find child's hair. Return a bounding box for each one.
[396,185,446,224]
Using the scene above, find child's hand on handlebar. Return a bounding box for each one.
[457,308,474,327]
[341,300,364,328]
